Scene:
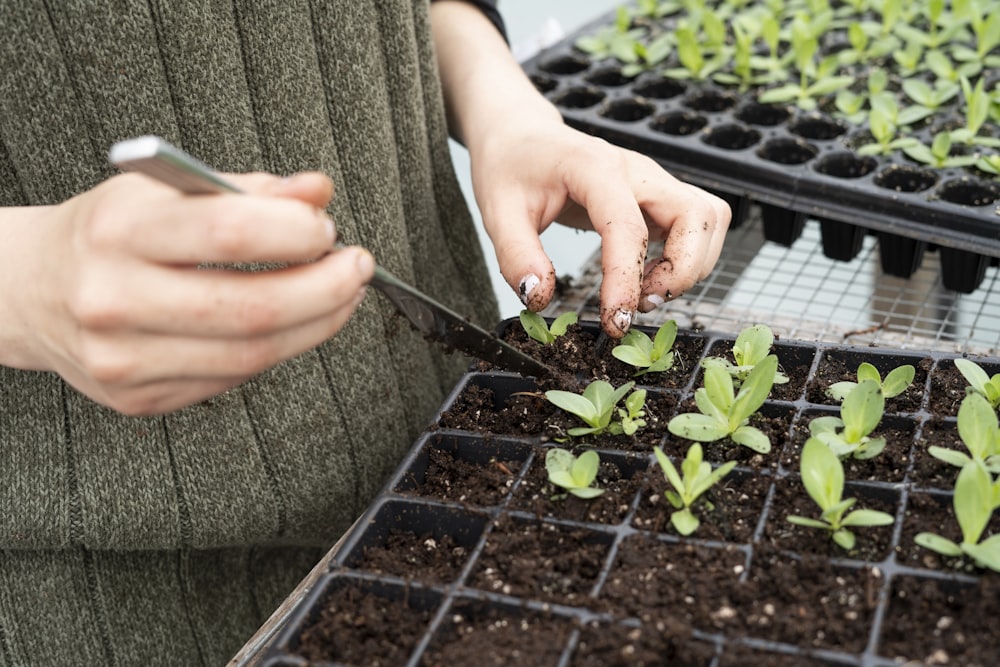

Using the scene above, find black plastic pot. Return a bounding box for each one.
[258,319,1000,666]
[519,9,1000,294]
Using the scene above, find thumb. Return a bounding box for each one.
[483,207,557,313]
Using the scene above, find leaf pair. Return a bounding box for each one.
[612,320,678,376]
[809,380,886,459]
[787,439,894,550]
[545,448,604,499]
[826,362,914,403]
[519,310,577,345]
[653,444,736,535]
[668,354,778,453]
[701,324,789,386]
[545,380,644,437]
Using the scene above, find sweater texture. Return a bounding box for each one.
[0,1,498,664]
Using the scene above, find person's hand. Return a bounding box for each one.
[0,172,374,415]
[468,118,730,338]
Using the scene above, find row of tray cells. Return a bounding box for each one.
[530,66,1000,208]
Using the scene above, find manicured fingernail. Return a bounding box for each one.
[518,274,540,306]
[613,309,632,334]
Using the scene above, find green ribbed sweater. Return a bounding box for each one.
[0,2,498,664]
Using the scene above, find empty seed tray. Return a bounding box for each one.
[257,319,1000,667]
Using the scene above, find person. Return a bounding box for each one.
[0,1,729,664]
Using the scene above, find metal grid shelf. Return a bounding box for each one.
[545,206,1000,356]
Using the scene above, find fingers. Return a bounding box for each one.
[481,195,559,312]
[69,246,375,338]
[638,184,731,312]
[91,172,337,265]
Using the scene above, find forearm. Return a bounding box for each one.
[0,205,57,370]
[430,1,562,151]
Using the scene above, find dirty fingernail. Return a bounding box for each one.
[644,294,665,310]
[518,274,540,306]
[613,309,633,335]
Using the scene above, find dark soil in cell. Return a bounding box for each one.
[355,529,470,584]
[570,619,716,666]
[402,444,519,506]
[909,418,961,490]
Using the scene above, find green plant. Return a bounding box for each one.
[954,358,1000,409]
[663,20,729,81]
[616,388,649,436]
[901,131,980,168]
[787,438,895,550]
[611,320,678,376]
[808,380,886,459]
[701,324,789,386]
[545,448,605,499]
[668,354,778,453]
[574,7,644,62]
[929,392,1000,473]
[653,443,737,535]
[915,461,1000,572]
[951,76,1000,148]
[519,310,577,345]
[545,380,645,437]
[826,361,915,402]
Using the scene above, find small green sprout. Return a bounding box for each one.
[611,320,678,376]
[787,438,895,550]
[668,354,778,453]
[616,388,648,436]
[545,448,605,500]
[653,444,737,536]
[808,380,886,459]
[701,324,788,386]
[929,392,1000,473]
[519,310,577,345]
[545,380,643,437]
[915,462,1000,572]
[954,358,1000,409]
[826,362,915,403]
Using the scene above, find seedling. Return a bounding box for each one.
[574,7,643,62]
[902,131,979,169]
[668,354,778,453]
[808,380,886,459]
[915,461,1000,572]
[701,324,788,386]
[929,392,1000,473]
[611,320,678,376]
[954,358,1000,409]
[545,380,645,437]
[519,310,577,345]
[616,388,648,436]
[826,361,915,403]
[787,438,895,550]
[653,444,737,535]
[545,448,605,500]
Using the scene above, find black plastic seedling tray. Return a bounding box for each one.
[260,319,1000,666]
[518,5,1000,294]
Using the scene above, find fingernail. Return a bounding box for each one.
[518,274,540,306]
[356,250,375,277]
[613,309,632,335]
[645,294,665,308]
[321,215,336,244]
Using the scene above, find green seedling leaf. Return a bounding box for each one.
[669,356,777,453]
[788,438,894,550]
[520,310,577,344]
[545,448,604,499]
[826,362,914,402]
[701,324,788,385]
[955,358,1000,409]
[814,380,887,459]
[654,444,736,536]
[546,380,637,437]
[612,320,678,376]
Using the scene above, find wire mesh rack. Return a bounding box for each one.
[545,207,1000,356]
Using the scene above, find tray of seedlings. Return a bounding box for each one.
[519,0,1000,293]
[259,314,1000,666]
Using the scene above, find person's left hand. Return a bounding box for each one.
[468,117,730,339]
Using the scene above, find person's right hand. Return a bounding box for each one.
[0,171,374,416]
